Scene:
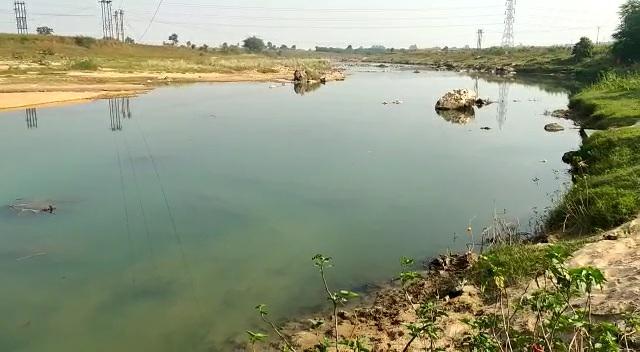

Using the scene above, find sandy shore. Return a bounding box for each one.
[0,68,346,111]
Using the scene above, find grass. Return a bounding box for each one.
[570,72,640,128]
[0,33,331,76]
[470,241,585,291]
[550,126,640,234]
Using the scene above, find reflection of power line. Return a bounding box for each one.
[497,82,510,129]
[109,97,133,131]
[25,108,37,129]
[473,76,479,97]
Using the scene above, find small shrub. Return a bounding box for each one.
[70,58,99,70]
[572,37,595,60]
[74,36,96,48]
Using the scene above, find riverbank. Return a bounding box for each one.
[247,69,640,351]
[0,33,344,110]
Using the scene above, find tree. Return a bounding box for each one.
[280,44,288,50]
[267,41,274,50]
[346,44,353,51]
[168,33,179,45]
[291,45,297,50]
[186,40,192,48]
[409,44,418,51]
[612,0,640,62]
[572,37,595,60]
[221,42,229,51]
[125,36,135,44]
[36,26,53,35]
[199,44,209,51]
[243,36,266,52]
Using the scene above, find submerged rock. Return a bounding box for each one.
[544,123,565,132]
[435,89,478,111]
[8,199,56,215]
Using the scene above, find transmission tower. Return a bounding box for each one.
[501,0,515,47]
[99,0,114,39]
[113,9,124,41]
[14,1,28,34]
[477,29,484,50]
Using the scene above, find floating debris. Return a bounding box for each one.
[16,252,48,261]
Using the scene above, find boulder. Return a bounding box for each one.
[435,89,478,111]
[544,123,565,132]
[293,70,306,82]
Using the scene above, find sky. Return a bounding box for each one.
[0,0,626,49]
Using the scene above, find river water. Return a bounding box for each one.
[0,70,580,351]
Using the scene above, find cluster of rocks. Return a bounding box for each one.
[435,89,493,125]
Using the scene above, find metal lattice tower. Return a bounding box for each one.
[477,29,484,50]
[501,0,515,47]
[113,9,125,41]
[99,0,114,39]
[14,1,28,34]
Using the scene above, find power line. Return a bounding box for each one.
[138,0,163,41]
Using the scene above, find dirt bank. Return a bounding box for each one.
[0,67,346,110]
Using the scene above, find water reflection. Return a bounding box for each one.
[497,82,510,129]
[436,107,476,125]
[293,81,323,96]
[25,108,37,129]
[108,97,132,132]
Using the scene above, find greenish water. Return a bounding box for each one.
[0,71,580,351]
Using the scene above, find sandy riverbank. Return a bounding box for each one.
[0,68,346,111]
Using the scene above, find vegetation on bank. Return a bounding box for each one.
[0,33,330,75]
[570,72,640,128]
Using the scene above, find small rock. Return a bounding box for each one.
[544,123,565,132]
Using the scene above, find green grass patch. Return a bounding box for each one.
[470,241,586,292]
[69,58,99,70]
[550,126,640,233]
[570,72,640,128]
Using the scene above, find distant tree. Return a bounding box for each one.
[243,36,266,52]
[199,44,209,51]
[191,44,197,49]
[36,26,53,35]
[612,0,640,62]
[346,44,353,51]
[572,37,595,60]
[125,36,135,44]
[168,33,179,45]
[267,41,274,50]
[409,44,418,51]
[291,45,297,50]
[280,44,288,50]
[221,42,229,51]
[186,40,192,48]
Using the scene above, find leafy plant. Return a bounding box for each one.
[312,254,361,352]
[254,304,296,352]
[246,331,268,352]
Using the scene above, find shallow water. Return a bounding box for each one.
[0,71,580,351]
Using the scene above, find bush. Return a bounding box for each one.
[572,37,594,60]
[242,36,265,52]
[70,58,99,70]
[74,36,96,48]
[612,0,640,62]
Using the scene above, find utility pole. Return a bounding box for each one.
[477,29,484,50]
[99,0,114,39]
[14,1,28,34]
[501,0,515,47]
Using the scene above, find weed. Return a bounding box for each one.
[69,58,99,71]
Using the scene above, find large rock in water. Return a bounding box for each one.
[544,123,565,132]
[435,89,478,111]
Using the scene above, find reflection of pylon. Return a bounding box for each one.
[473,76,479,97]
[497,82,510,129]
[25,108,37,129]
[109,97,132,131]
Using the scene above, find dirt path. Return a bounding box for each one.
[568,215,640,315]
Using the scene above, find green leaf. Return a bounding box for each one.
[246,330,268,343]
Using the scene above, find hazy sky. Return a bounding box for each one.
[0,0,625,49]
